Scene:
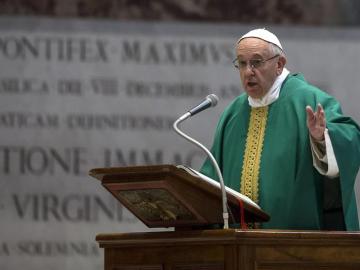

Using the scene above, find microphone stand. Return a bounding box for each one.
[173,112,229,229]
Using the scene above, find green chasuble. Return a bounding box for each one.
[201,74,360,230]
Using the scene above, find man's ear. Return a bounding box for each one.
[276,56,287,75]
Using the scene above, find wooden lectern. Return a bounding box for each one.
[91,165,360,270]
[96,229,360,270]
[90,164,269,228]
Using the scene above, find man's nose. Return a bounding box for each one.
[243,64,255,75]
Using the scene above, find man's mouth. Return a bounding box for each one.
[247,82,258,87]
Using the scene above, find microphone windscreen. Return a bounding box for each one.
[207,94,219,107]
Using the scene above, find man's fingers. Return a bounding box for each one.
[317,103,324,116]
[306,105,315,122]
[306,104,326,141]
[307,104,325,123]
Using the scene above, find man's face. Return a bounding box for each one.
[235,38,284,99]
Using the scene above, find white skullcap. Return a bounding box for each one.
[238,28,283,50]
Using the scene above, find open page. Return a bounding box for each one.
[177,165,260,209]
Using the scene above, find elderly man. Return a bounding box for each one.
[201,29,360,230]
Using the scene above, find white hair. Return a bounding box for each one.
[269,43,286,57]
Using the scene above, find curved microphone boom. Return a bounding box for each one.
[173,94,229,229]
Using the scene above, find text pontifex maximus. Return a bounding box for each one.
[0,35,233,65]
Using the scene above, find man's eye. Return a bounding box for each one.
[239,61,247,67]
[250,59,262,67]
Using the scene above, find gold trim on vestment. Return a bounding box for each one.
[240,106,268,204]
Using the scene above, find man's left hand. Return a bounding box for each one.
[306,104,326,141]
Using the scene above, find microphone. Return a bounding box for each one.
[173,94,229,229]
[189,94,219,116]
[178,94,219,121]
